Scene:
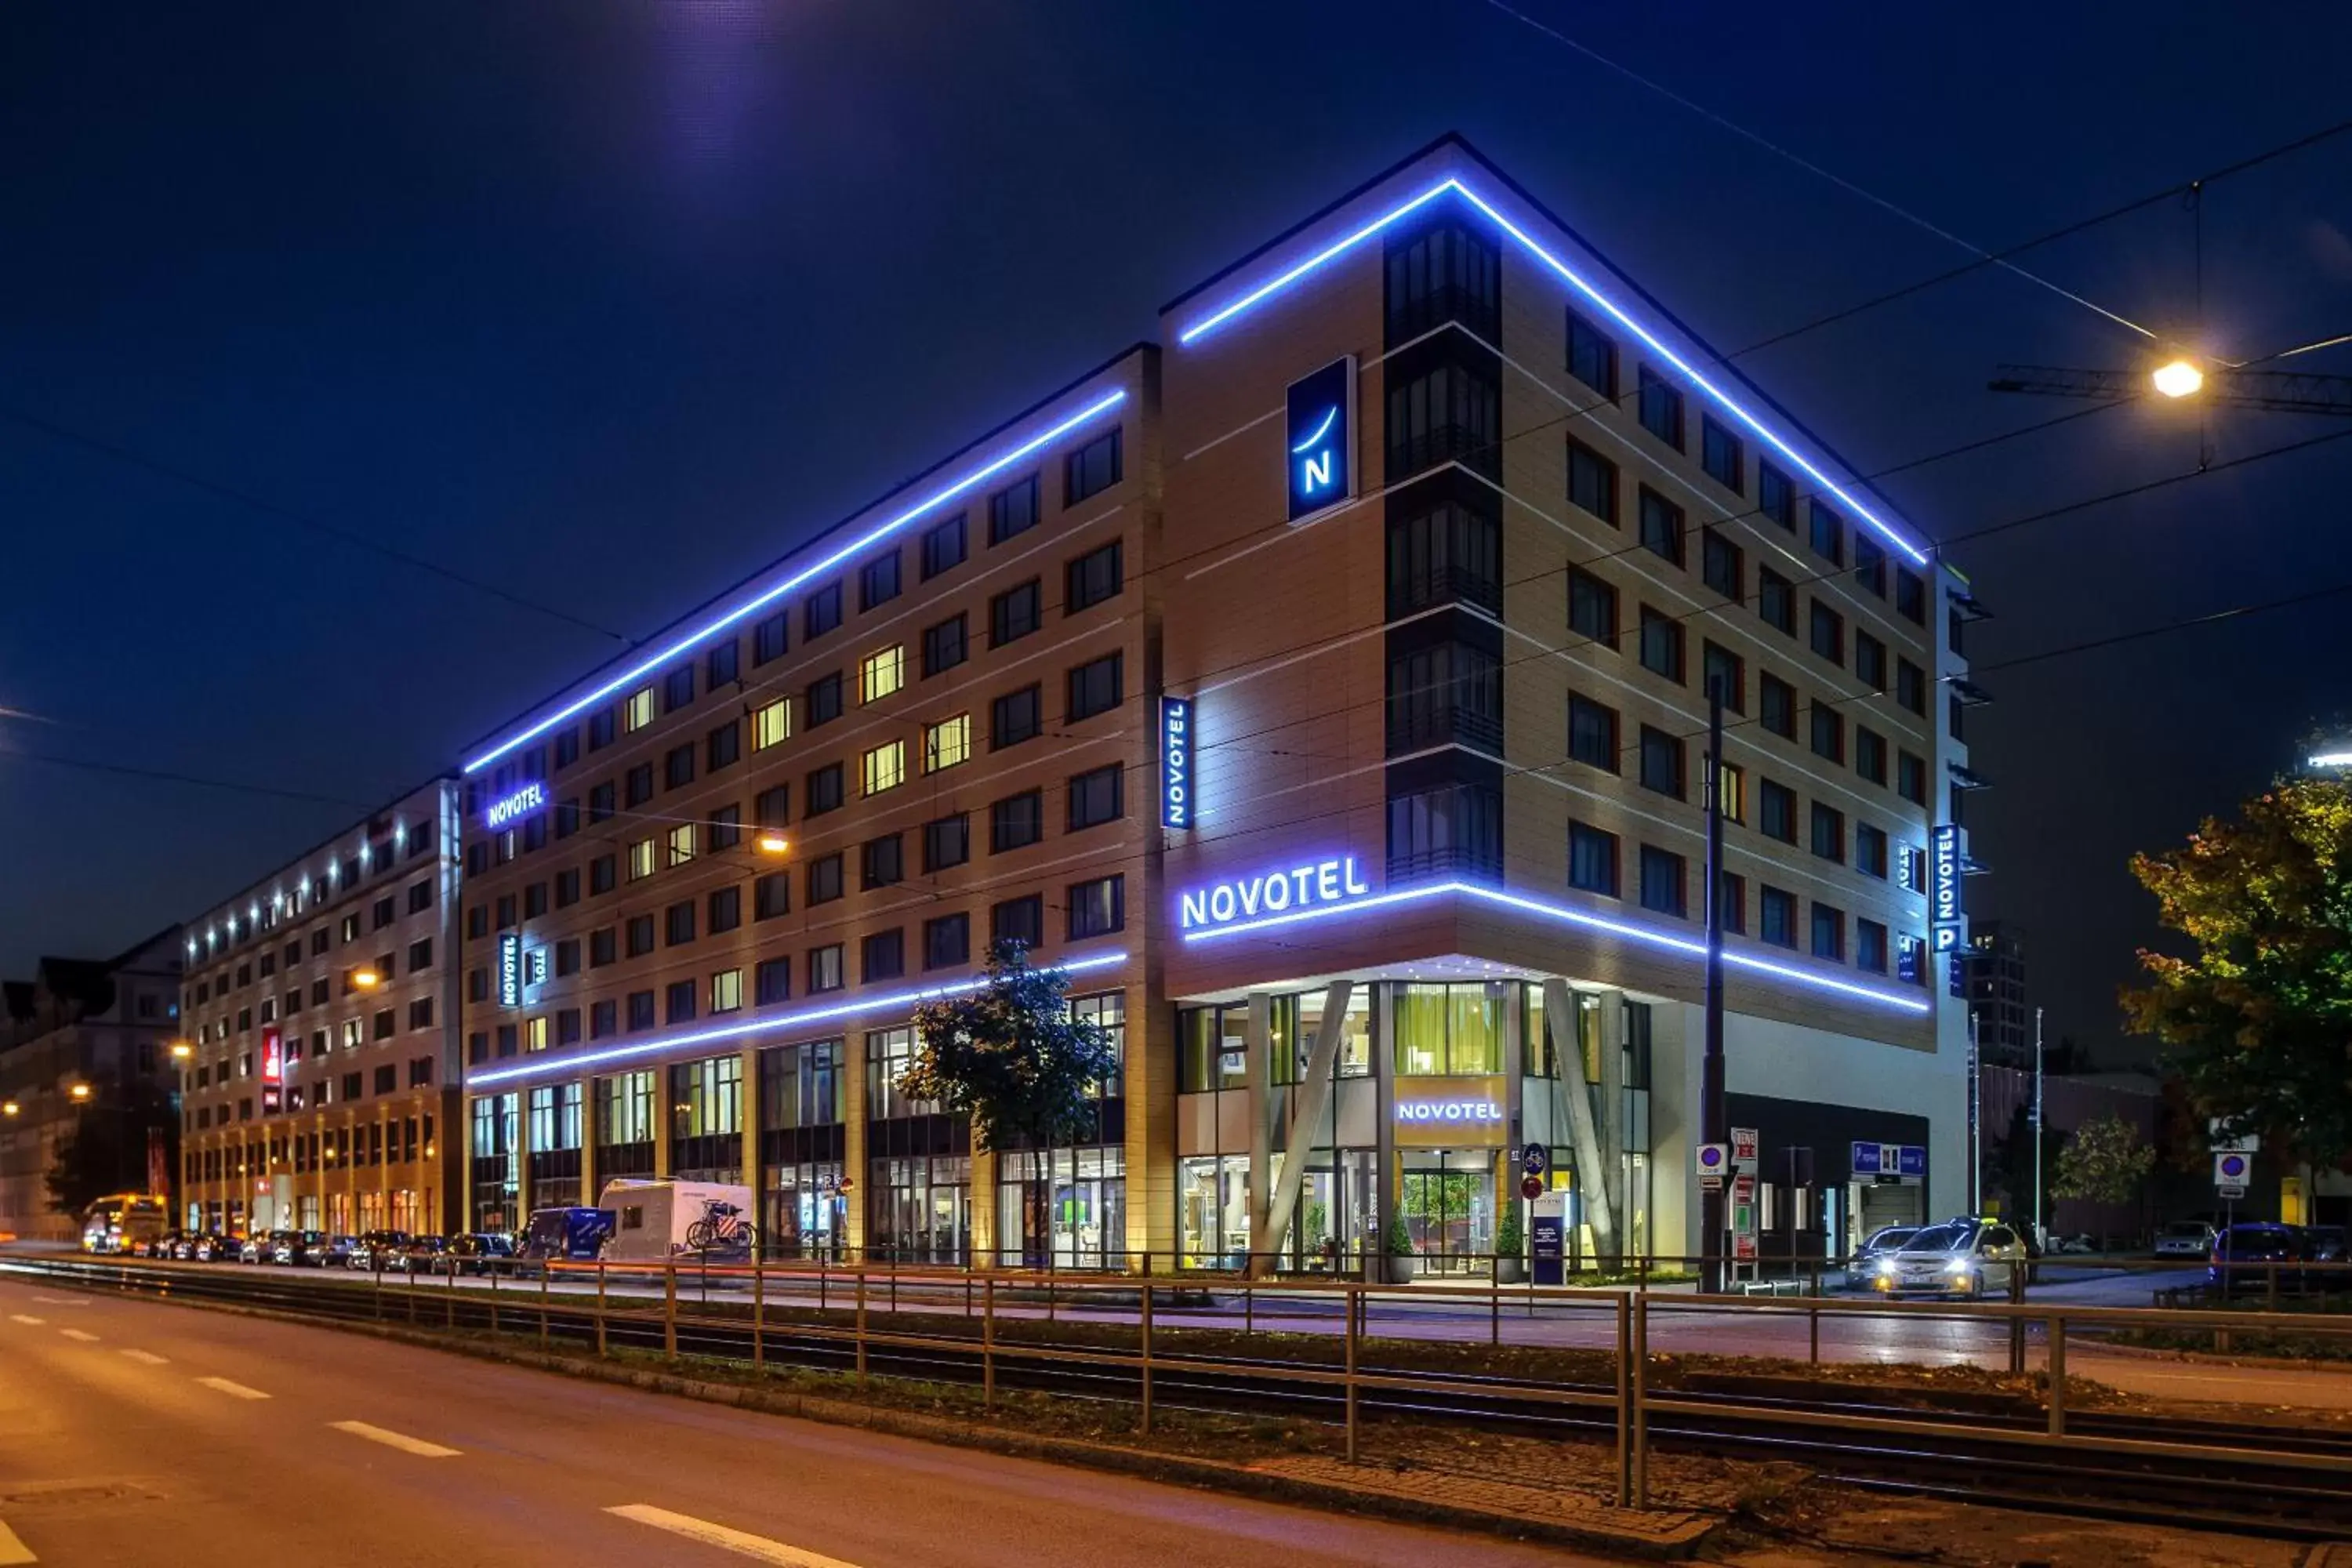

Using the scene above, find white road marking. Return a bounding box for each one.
[7,1315,43,1326]
[329,1421,460,1458]
[118,1349,169,1366]
[0,1516,33,1565]
[30,1296,89,1306]
[195,1376,270,1400]
[57,1329,98,1343]
[605,1504,863,1566]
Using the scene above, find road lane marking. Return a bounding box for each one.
[7,1316,43,1326]
[118,1349,169,1366]
[329,1421,460,1458]
[605,1504,862,1566]
[57,1329,99,1343]
[30,1296,89,1306]
[0,1516,33,1565]
[195,1377,270,1400]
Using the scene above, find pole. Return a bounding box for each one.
[2031,1007,2045,1249]
[1966,1011,1982,1216]
[1700,679,1728,1295]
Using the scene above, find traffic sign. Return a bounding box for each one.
[1520,1174,1544,1201]
[1730,1127,1759,1165]
[2214,1151,2252,1187]
[2208,1120,2259,1154]
[1696,1142,1729,1192]
[2219,1183,2249,1201]
[1522,1142,1548,1176]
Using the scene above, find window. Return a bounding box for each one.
[1700,415,1744,493]
[753,611,789,665]
[408,936,434,971]
[590,854,617,895]
[908,715,967,776]
[1857,823,1889,879]
[1853,534,1887,598]
[627,990,656,1031]
[1717,870,1747,934]
[1638,845,1686,916]
[921,514,967,580]
[1568,568,1618,648]
[1638,726,1685,798]
[991,895,1044,951]
[862,929,906,983]
[1897,568,1928,625]
[709,884,742,934]
[589,781,615,822]
[858,550,902,612]
[1856,727,1888,786]
[1809,501,1844,566]
[554,797,580,839]
[1897,750,1928,806]
[755,958,791,1005]
[1638,607,1684,683]
[625,686,655,732]
[924,913,969,971]
[666,742,696,790]
[666,900,696,946]
[1068,874,1123,938]
[1809,601,1845,666]
[625,914,655,958]
[1701,641,1744,712]
[1857,918,1889,973]
[1760,673,1796,738]
[711,968,743,1013]
[862,833,904,890]
[806,670,844,728]
[625,763,654,807]
[1565,307,1617,397]
[1809,702,1844,764]
[989,580,1042,647]
[1568,822,1619,895]
[1700,528,1742,599]
[664,665,695,713]
[754,871,790,920]
[991,790,1044,853]
[1066,652,1123,720]
[1066,539,1123,612]
[1896,658,1928,715]
[1855,631,1887,691]
[1812,902,1846,961]
[1810,801,1846,862]
[859,644,906,704]
[1759,459,1795,531]
[1565,438,1617,524]
[1067,764,1123,829]
[1760,779,1797,844]
[808,945,845,993]
[1566,695,1618,770]
[1385,351,1500,481]
[988,474,1039,544]
[804,580,844,641]
[1761,885,1797,947]
[991,684,1041,749]
[666,980,696,1025]
[1637,366,1684,448]
[706,639,739,689]
[1758,567,1795,634]
[861,740,906,795]
[627,838,655,880]
[667,822,696,867]
[807,762,844,816]
[1637,486,1684,567]
[1386,217,1499,340]
[706,804,740,852]
[1064,427,1122,505]
[921,614,967,678]
[1387,495,1501,617]
[923,814,968,871]
[807,853,844,905]
[554,729,580,770]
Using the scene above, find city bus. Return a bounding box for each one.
[80,1193,169,1255]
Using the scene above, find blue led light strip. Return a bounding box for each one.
[1178,178,1927,567]
[1181,880,1930,1014]
[463,390,1130,775]
[463,949,1131,1091]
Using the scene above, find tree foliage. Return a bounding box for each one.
[898,941,1117,1152]
[2122,779,2352,1166]
[2051,1112,2155,1207]
[1990,1102,2065,1227]
[43,1080,178,1215]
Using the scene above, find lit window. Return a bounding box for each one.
[752,698,793,750]
[627,839,655,880]
[711,968,742,1014]
[666,824,695,867]
[524,1016,549,1053]
[924,714,971,774]
[624,687,655,732]
[862,741,906,796]
[859,645,906,704]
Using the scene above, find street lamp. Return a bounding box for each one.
[2151,358,2205,399]
[756,833,790,856]
[69,1083,92,1102]
[169,1041,194,1062]
[2,1101,18,1118]
[351,968,382,989]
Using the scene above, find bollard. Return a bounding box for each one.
[446,1256,456,1329]
[1344,1279,1359,1465]
[1632,1290,1650,1509]
[539,1264,550,1349]
[663,1262,678,1361]
[489,1262,500,1337]
[1614,1293,1632,1508]
[753,1259,764,1374]
[1141,1271,1154,1436]
[855,1272,869,1391]
[983,1276,996,1414]
[2007,1266,2027,1376]
[2047,1311,2067,1437]
[595,1261,608,1359]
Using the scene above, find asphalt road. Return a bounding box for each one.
[0,1276,1611,1568]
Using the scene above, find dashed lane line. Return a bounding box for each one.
[328,1421,460,1458]
[6,1315,42,1327]
[604,1504,864,1566]
[118,1349,169,1366]
[56,1329,98,1343]
[194,1376,270,1400]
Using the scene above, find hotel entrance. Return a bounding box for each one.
[1399,1150,1494,1273]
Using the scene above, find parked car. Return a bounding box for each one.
[168,1232,209,1261]
[191,1232,241,1262]
[395,1236,449,1273]
[1867,1218,2031,1299]
[303,1235,361,1269]
[1855,1225,1920,1266]
[437,1232,517,1277]
[137,1229,184,1258]
[2155,1220,2218,1259]
[517,1207,616,1272]
[244,1230,292,1265]
[274,1229,327,1265]
[347,1230,413,1271]
[2209,1223,2314,1293]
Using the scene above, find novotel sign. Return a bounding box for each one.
[1395,1099,1502,1125]
[1178,856,1371,931]
[1285,357,1355,524]
[1929,823,1961,951]
[1160,696,1192,830]
[485,782,546,830]
[497,932,521,1008]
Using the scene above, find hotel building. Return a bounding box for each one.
[175,779,463,1237]
[455,136,1976,1272]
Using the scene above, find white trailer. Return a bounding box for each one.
[595,1178,757,1261]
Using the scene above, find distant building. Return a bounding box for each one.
[1963,920,2030,1069]
[0,932,185,1241]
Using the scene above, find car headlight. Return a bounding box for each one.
[1945,1259,1973,1275]
[1874,1258,1898,1276]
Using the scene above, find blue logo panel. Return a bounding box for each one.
[1285,357,1354,523]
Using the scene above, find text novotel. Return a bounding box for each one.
[1929,823,1961,949]
[1160,696,1192,829]
[485,782,546,830]
[1395,1100,1502,1125]
[1178,856,1370,931]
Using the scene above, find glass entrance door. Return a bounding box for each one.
[1400,1152,1495,1274]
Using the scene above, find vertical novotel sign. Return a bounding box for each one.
[1285,357,1355,523]
[1160,696,1192,829]
[1929,824,1962,951]
[497,932,521,1008]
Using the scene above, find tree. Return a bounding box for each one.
[2122,777,2352,1166]
[44,1079,178,1216]
[2051,1112,2155,1207]
[1990,1102,2065,1228]
[898,941,1118,1151]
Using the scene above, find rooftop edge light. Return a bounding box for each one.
[464,949,1130,1091]
[2310,751,2352,768]
[1181,878,1930,1014]
[463,389,1129,776]
[1177,176,1928,568]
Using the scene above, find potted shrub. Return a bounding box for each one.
[1383,1213,1417,1283]
[1494,1207,1526,1284]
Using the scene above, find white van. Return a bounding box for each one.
[595,1178,757,1262]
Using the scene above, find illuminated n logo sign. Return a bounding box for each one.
[1285,359,1354,523]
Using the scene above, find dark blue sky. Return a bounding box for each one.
[5,4,2350,1062]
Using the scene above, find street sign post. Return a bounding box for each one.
[1730,1127,1759,1166]
[1522,1142,1548,1177]
[1519,1174,1544,1201]
[1696,1142,1729,1192]
[2214,1150,2251,1200]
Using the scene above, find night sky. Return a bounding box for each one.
[5,5,2350,1065]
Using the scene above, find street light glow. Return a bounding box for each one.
[2152,358,2205,398]
[169,1041,194,1062]
[2,1101,17,1117]
[352,968,382,989]
[756,833,790,855]
[69,1083,91,1102]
